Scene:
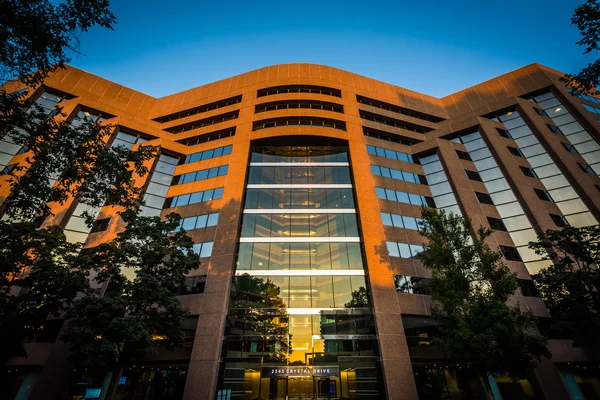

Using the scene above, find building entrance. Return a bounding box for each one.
[267,376,339,400]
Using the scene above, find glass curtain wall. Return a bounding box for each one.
[218,145,383,400]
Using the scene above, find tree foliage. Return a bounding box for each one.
[418,207,549,379]
[0,221,91,362]
[528,225,600,348]
[0,0,116,86]
[61,211,200,370]
[1,102,157,221]
[563,0,600,94]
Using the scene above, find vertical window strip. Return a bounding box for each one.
[417,154,463,216]
[140,154,178,217]
[534,92,600,176]
[455,130,541,269]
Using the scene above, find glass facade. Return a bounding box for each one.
[218,145,383,400]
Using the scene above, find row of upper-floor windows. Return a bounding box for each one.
[244,188,355,210]
[163,187,224,208]
[360,110,433,134]
[257,85,341,98]
[237,242,364,271]
[255,100,343,113]
[356,95,445,123]
[248,166,351,185]
[173,212,220,232]
[363,127,422,146]
[175,127,236,146]
[375,187,435,207]
[172,165,228,185]
[367,144,416,164]
[164,111,238,134]
[371,164,428,185]
[179,145,232,165]
[240,213,360,238]
[381,212,424,231]
[386,241,424,258]
[394,274,540,297]
[252,117,346,131]
[152,95,242,123]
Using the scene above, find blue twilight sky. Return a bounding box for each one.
[71,0,594,99]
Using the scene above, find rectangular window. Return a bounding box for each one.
[497,128,512,138]
[578,162,596,174]
[0,163,17,175]
[193,241,214,258]
[475,192,494,205]
[180,275,207,294]
[534,188,553,202]
[487,217,507,231]
[507,146,524,157]
[534,108,548,117]
[465,170,483,182]
[456,150,472,161]
[562,143,578,154]
[519,279,540,297]
[549,213,569,227]
[500,245,523,262]
[547,125,563,135]
[520,166,538,178]
[393,275,426,294]
[90,218,111,233]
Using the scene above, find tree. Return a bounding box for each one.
[0,222,91,363]
[528,225,600,350]
[418,207,549,387]
[563,0,600,94]
[344,286,370,308]
[0,0,116,86]
[0,0,164,367]
[60,210,201,394]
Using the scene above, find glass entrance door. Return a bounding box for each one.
[316,378,337,399]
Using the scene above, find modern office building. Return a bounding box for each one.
[1,63,600,400]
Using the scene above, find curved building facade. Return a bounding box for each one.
[2,63,600,400]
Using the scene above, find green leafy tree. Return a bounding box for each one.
[528,225,600,351]
[0,222,92,363]
[563,0,600,94]
[344,286,370,308]
[61,210,201,392]
[0,0,167,369]
[1,103,157,221]
[418,207,549,386]
[0,0,116,86]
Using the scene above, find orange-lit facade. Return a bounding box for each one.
[2,63,600,400]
